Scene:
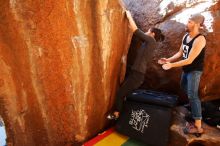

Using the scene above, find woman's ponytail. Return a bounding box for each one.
[150,27,165,42]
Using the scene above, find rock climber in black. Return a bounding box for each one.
[107,10,165,120]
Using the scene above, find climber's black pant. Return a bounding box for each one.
[115,70,145,112]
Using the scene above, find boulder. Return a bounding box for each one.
[0,0,132,145]
[170,107,220,146]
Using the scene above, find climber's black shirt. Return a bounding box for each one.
[131,29,157,74]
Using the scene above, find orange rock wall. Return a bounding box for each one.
[1,0,220,145]
[0,0,131,145]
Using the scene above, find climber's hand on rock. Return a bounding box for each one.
[125,10,137,32]
[125,10,132,19]
[125,10,130,16]
[122,10,126,15]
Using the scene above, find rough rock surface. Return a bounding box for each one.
[0,0,131,145]
[124,0,220,102]
[169,107,220,146]
[1,0,220,145]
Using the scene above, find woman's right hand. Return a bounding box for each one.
[125,10,137,32]
[125,10,132,19]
